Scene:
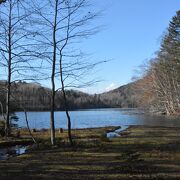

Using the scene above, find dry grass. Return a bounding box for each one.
[0,126,180,180]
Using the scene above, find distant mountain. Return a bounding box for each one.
[0,80,138,111]
[99,82,138,108]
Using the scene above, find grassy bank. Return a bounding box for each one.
[0,126,180,179]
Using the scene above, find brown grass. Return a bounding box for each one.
[0,126,180,180]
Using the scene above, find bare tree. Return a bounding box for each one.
[133,11,180,116]
[57,0,106,145]
[0,0,38,136]
[29,0,63,145]
[30,0,101,145]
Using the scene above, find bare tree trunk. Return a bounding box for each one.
[60,55,73,146]
[24,110,37,144]
[5,82,11,136]
[50,0,59,146]
[50,87,56,145]
[5,0,12,137]
[59,3,73,146]
[0,101,5,120]
[62,88,73,146]
[165,103,171,116]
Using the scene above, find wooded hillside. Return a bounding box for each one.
[0,80,137,111]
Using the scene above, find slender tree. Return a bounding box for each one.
[0,0,37,136]
[57,0,100,145]
[30,0,101,145]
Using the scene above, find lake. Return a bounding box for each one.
[15,108,180,129]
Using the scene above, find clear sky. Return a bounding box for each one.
[78,0,180,94]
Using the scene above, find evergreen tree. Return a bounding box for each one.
[152,10,180,114]
[134,11,180,115]
[160,10,180,81]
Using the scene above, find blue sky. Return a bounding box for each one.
[79,0,180,93]
[1,0,179,94]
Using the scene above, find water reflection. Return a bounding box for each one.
[107,125,128,138]
[0,146,26,160]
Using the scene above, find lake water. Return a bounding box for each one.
[16,108,180,129]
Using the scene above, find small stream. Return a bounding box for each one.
[0,126,128,160]
[0,146,27,160]
[107,125,128,138]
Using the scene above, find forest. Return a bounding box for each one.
[0,80,137,111]
[133,10,180,116]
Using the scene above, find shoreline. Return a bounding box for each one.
[1,124,180,147]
